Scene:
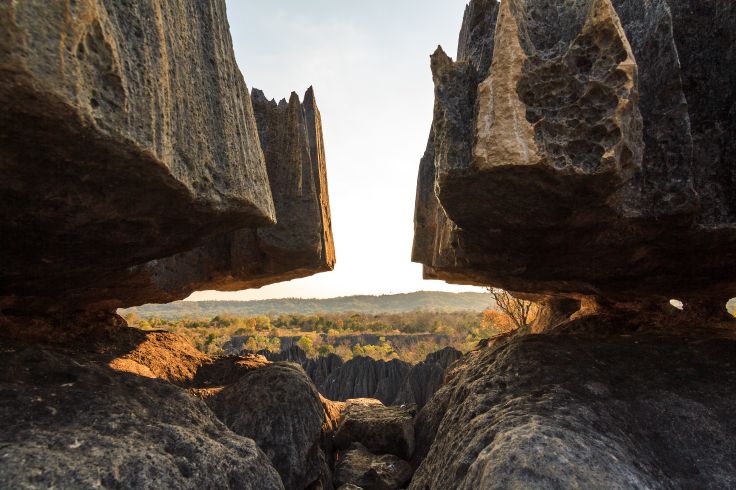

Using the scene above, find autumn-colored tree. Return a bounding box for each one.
[480,309,516,334]
[487,288,538,330]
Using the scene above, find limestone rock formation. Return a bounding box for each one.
[0,346,284,489]
[321,357,410,404]
[334,443,413,490]
[108,87,335,307]
[264,345,346,390]
[413,0,736,306]
[334,401,416,461]
[0,0,271,309]
[1,2,337,488]
[393,346,461,407]
[410,323,736,489]
[263,345,461,408]
[336,484,364,490]
[0,1,334,314]
[207,362,328,490]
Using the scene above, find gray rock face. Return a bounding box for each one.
[413,0,736,304]
[410,322,736,489]
[263,345,346,390]
[336,484,364,490]
[335,443,413,490]
[90,87,336,309]
[393,347,462,407]
[322,357,411,405]
[263,346,461,409]
[207,362,327,490]
[0,0,272,308]
[334,401,416,461]
[0,1,334,314]
[0,346,284,489]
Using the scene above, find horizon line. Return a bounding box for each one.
[180,289,489,303]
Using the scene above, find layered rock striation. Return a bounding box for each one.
[0,0,333,315]
[413,0,736,306]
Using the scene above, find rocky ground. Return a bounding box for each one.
[410,314,736,489]
[0,323,425,489]
[0,343,283,489]
[3,313,736,489]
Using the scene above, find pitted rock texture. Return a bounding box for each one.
[0,346,284,489]
[85,87,336,309]
[207,362,328,490]
[410,320,736,489]
[334,443,413,490]
[0,0,274,310]
[0,2,334,314]
[334,401,416,461]
[5,86,335,313]
[413,0,736,304]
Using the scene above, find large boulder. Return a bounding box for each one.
[334,400,416,460]
[207,362,328,490]
[0,0,272,309]
[413,0,736,305]
[0,1,334,314]
[334,443,413,490]
[410,322,736,489]
[0,346,284,489]
[99,87,335,308]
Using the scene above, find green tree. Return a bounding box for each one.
[318,344,335,356]
[255,315,271,331]
[298,336,316,357]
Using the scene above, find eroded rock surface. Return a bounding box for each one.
[393,346,461,407]
[410,321,736,489]
[0,346,284,489]
[108,88,335,307]
[207,362,328,490]
[335,443,413,490]
[413,0,736,305]
[0,0,273,310]
[0,1,334,314]
[335,401,416,461]
[264,346,461,408]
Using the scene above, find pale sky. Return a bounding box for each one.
[188,0,484,301]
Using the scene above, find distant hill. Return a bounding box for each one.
[120,291,491,319]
